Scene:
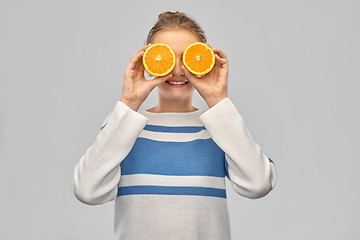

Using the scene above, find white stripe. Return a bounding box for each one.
[138,129,211,142]
[119,174,226,190]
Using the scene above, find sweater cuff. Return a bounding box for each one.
[112,101,148,126]
[200,98,237,122]
[92,101,149,169]
[199,97,247,143]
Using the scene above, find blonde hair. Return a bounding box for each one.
[146,11,207,44]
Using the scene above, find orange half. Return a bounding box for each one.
[182,42,215,76]
[143,43,176,77]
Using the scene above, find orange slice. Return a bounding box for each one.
[143,43,176,77]
[182,42,215,76]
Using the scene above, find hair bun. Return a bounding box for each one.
[147,11,207,44]
[158,11,185,20]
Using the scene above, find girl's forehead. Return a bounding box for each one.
[151,29,200,51]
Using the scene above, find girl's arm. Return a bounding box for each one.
[73,45,170,205]
[73,101,148,205]
[200,98,276,199]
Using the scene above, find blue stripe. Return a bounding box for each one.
[269,158,274,164]
[117,186,226,198]
[121,138,226,177]
[100,123,107,131]
[144,125,206,133]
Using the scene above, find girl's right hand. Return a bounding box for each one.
[120,45,172,111]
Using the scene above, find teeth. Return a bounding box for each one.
[168,81,187,85]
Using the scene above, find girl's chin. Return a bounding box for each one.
[158,87,194,100]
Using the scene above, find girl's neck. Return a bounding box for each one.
[147,96,197,113]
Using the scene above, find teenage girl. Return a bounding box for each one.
[73,11,276,240]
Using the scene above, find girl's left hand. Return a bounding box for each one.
[182,47,229,108]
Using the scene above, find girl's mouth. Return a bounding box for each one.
[166,81,188,85]
[165,79,189,86]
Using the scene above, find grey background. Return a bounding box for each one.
[1,0,359,239]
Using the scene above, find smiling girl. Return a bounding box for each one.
[73,11,276,240]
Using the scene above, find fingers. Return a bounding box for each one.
[126,45,150,72]
[212,48,228,67]
[206,43,228,69]
[130,45,148,64]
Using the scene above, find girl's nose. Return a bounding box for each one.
[171,56,184,76]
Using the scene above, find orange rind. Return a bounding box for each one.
[182,42,215,76]
[142,43,176,77]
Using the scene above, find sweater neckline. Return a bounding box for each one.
[139,109,205,126]
[140,109,203,115]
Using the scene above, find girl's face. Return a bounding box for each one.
[151,29,200,102]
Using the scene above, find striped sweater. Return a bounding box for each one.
[73,98,276,240]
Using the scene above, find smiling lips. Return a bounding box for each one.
[166,79,189,85]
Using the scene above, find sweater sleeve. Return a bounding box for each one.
[73,101,148,205]
[199,98,276,199]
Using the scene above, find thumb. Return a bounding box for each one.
[181,65,200,88]
[147,74,172,90]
